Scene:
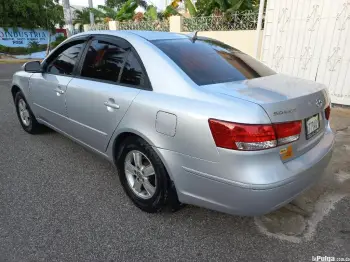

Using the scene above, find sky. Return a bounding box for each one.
[66,0,168,10]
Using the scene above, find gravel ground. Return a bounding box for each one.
[0,64,349,261]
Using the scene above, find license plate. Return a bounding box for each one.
[305,114,320,139]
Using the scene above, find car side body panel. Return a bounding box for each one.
[11,70,33,103]
[30,73,73,134]
[160,125,334,216]
[106,89,271,161]
[66,78,141,152]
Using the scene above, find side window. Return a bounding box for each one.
[47,41,84,75]
[81,39,129,82]
[120,52,145,87]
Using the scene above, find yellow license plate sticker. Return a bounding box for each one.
[280,145,293,160]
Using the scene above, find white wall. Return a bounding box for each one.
[191,30,263,58]
[168,16,263,58]
[261,0,350,106]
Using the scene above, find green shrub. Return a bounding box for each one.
[0,45,27,55]
[51,35,67,48]
[28,41,40,53]
[55,35,66,42]
[0,44,47,55]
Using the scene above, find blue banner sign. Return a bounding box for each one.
[0,28,58,47]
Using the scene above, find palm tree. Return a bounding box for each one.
[90,5,119,20]
[73,7,104,30]
[73,8,91,25]
[106,0,128,8]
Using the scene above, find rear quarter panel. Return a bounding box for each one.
[107,89,271,163]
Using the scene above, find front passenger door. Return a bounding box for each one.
[30,40,86,134]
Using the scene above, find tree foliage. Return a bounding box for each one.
[137,0,148,9]
[88,5,119,22]
[0,0,64,31]
[105,0,128,9]
[51,35,67,48]
[105,0,147,10]
[115,0,147,21]
[184,0,197,17]
[195,0,259,16]
[195,0,219,16]
[144,5,157,21]
[73,8,94,26]
[163,0,181,18]
[73,7,104,30]
[162,0,196,18]
[115,0,138,21]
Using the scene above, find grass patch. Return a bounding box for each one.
[0,59,42,64]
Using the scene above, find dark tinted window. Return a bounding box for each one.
[152,38,275,86]
[81,40,128,82]
[120,52,144,86]
[47,42,84,75]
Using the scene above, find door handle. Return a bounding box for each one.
[104,101,120,109]
[54,88,65,95]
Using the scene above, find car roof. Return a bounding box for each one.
[72,30,188,41]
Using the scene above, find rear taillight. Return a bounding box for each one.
[325,105,331,120]
[273,121,302,146]
[208,119,301,151]
[208,119,276,151]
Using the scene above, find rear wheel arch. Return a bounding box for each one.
[112,131,176,177]
[112,132,158,166]
[112,131,183,210]
[113,132,138,165]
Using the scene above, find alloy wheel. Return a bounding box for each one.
[124,150,157,199]
[18,99,31,127]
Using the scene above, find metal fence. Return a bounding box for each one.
[83,11,259,32]
[183,12,259,31]
[89,23,109,31]
[118,20,170,31]
[71,28,81,35]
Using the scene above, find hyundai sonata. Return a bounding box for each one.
[11,31,334,215]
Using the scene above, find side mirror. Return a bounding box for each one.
[23,61,42,73]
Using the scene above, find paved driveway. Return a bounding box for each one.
[0,64,349,261]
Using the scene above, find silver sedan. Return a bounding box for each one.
[11,31,334,216]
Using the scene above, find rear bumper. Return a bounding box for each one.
[157,127,335,216]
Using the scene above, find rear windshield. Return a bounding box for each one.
[152,38,275,86]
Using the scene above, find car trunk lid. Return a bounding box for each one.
[202,74,330,161]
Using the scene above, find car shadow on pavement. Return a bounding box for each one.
[254,108,350,243]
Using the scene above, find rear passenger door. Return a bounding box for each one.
[65,35,149,152]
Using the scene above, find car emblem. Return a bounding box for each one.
[315,99,323,108]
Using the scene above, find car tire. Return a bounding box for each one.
[117,137,172,213]
[15,91,43,134]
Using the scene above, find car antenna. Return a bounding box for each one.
[189,31,199,43]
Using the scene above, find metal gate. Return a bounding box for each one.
[261,0,350,105]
